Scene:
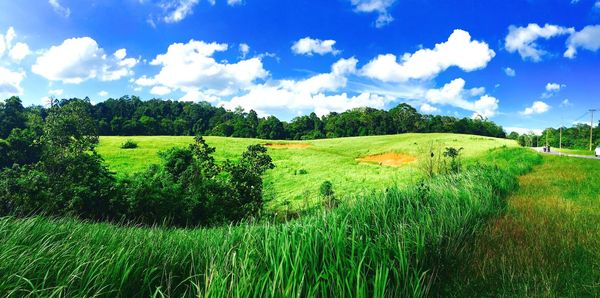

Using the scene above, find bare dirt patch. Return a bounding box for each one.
[264,143,311,149]
[357,152,416,167]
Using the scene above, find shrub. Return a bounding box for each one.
[120,140,138,149]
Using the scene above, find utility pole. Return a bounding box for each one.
[559,127,562,150]
[590,109,596,151]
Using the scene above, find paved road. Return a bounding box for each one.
[533,147,599,159]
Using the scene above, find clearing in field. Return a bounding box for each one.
[357,152,416,166]
[263,143,311,149]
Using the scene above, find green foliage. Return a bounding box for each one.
[31,95,507,140]
[443,146,464,173]
[0,147,539,297]
[319,180,334,197]
[120,139,138,149]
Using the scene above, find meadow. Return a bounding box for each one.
[0,145,541,297]
[97,134,516,209]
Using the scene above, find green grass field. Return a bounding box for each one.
[0,146,541,297]
[97,134,516,209]
[445,154,600,296]
[555,147,596,156]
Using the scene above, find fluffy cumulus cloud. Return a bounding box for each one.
[136,40,268,99]
[0,27,31,62]
[361,30,495,82]
[564,25,600,58]
[505,23,574,61]
[504,67,516,77]
[32,37,138,84]
[220,57,388,116]
[0,67,25,97]
[424,78,499,118]
[349,0,397,28]
[521,101,551,116]
[98,90,109,97]
[292,37,340,56]
[49,0,71,17]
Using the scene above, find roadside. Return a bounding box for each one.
[443,154,600,296]
[533,147,599,159]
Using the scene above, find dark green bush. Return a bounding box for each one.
[120,140,138,149]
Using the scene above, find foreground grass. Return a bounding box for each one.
[97,134,516,209]
[445,154,600,296]
[0,147,538,297]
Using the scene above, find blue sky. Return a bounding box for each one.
[1,0,599,133]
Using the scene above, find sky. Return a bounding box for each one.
[1,0,599,134]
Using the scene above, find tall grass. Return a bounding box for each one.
[0,148,540,297]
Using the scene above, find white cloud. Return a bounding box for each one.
[0,66,25,98]
[505,127,543,135]
[542,82,565,98]
[504,67,516,77]
[349,0,397,28]
[420,103,439,113]
[162,0,200,23]
[505,23,574,61]
[560,99,572,107]
[9,42,30,61]
[564,25,600,58]
[150,85,172,95]
[136,39,268,97]
[48,0,71,17]
[0,27,31,62]
[291,37,340,56]
[361,30,495,82]
[424,78,499,118]
[219,57,388,116]
[545,82,564,92]
[48,89,63,96]
[114,48,127,60]
[0,67,25,97]
[98,90,109,97]
[32,37,138,84]
[227,0,242,5]
[520,101,551,115]
[239,43,250,58]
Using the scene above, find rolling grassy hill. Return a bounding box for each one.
[97,133,517,209]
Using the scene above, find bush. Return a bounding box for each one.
[120,140,138,149]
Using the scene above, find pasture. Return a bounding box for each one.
[97,133,516,209]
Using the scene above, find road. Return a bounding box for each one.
[533,147,599,159]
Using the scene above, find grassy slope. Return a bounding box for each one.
[0,147,539,297]
[445,154,600,296]
[97,134,516,209]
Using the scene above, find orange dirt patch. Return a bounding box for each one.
[264,143,311,149]
[357,152,416,167]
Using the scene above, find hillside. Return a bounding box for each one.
[98,133,517,209]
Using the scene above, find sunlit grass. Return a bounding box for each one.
[97,134,516,210]
[0,147,539,297]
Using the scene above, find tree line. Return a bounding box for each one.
[507,123,600,150]
[36,95,506,139]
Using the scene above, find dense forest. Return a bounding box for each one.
[28,95,508,139]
